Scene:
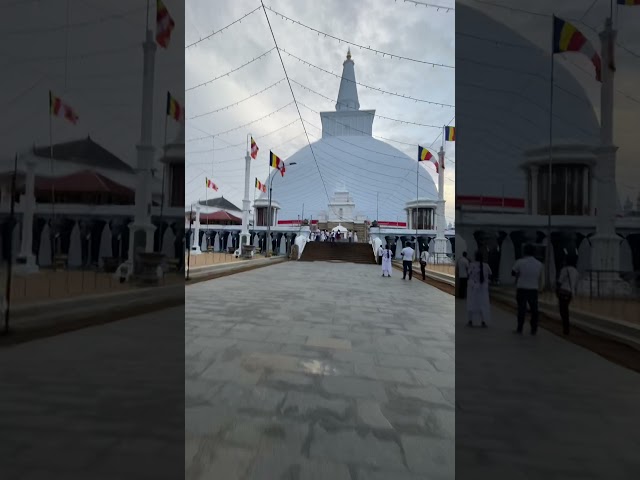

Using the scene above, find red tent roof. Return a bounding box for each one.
[200,210,241,223]
[35,170,134,197]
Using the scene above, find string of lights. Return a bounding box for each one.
[264,5,455,68]
[185,47,276,92]
[395,0,454,10]
[186,5,263,49]
[0,43,140,68]
[290,78,443,128]
[279,48,454,107]
[188,78,287,119]
[187,101,295,141]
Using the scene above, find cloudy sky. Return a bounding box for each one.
[185,0,456,224]
[459,0,640,207]
[0,0,184,175]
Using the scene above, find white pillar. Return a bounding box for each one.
[240,152,251,247]
[582,165,590,215]
[192,204,201,254]
[431,146,451,263]
[531,166,538,215]
[15,160,38,273]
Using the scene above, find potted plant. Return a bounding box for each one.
[371,220,379,228]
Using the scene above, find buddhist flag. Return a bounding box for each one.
[418,146,438,173]
[49,91,79,125]
[205,177,218,191]
[255,178,266,193]
[618,1,640,5]
[166,92,184,122]
[270,151,286,176]
[444,126,456,141]
[250,137,259,159]
[156,0,175,49]
[553,16,601,81]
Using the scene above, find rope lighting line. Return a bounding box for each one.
[290,78,443,128]
[188,78,287,119]
[260,1,337,217]
[186,5,263,49]
[279,48,455,108]
[187,101,295,141]
[185,47,276,92]
[397,0,454,10]
[264,5,455,68]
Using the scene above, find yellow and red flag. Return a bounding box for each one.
[553,16,601,81]
[166,92,184,122]
[250,137,259,159]
[49,91,78,125]
[156,0,175,49]
[205,177,218,191]
[269,151,286,177]
[418,146,438,173]
[255,178,266,193]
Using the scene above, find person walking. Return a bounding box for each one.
[419,249,429,280]
[348,230,353,243]
[511,244,544,335]
[381,244,393,277]
[556,256,579,335]
[377,244,384,265]
[400,242,415,280]
[466,251,492,327]
[456,252,470,298]
[353,231,358,243]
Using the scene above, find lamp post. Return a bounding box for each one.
[266,162,296,257]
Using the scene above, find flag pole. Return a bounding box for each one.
[3,154,18,335]
[186,203,193,281]
[546,25,556,291]
[159,99,168,251]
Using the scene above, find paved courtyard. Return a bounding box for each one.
[456,299,640,479]
[185,261,455,480]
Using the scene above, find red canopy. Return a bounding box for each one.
[200,210,241,223]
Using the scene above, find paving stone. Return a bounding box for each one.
[185,405,234,436]
[282,391,349,419]
[265,371,315,387]
[199,361,262,385]
[401,435,454,478]
[396,386,451,407]
[410,369,455,389]
[322,376,388,402]
[213,384,285,412]
[424,408,455,439]
[331,350,376,365]
[310,425,405,470]
[357,400,393,429]
[306,337,352,350]
[187,445,255,480]
[299,460,352,480]
[376,353,436,371]
[354,363,414,384]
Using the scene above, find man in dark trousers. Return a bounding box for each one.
[400,242,415,280]
[456,251,470,298]
[511,244,544,335]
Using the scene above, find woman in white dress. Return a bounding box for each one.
[381,245,393,277]
[467,251,492,327]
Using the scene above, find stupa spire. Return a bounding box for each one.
[336,48,360,111]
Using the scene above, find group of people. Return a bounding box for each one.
[312,229,358,243]
[456,244,579,335]
[378,242,429,281]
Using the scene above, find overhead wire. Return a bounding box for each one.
[185,5,263,48]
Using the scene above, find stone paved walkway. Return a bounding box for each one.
[186,261,455,480]
[456,298,640,479]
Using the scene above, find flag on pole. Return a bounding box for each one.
[156,0,175,49]
[552,16,601,81]
[269,151,286,176]
[255,178,266,193]
[618,1,640,5]
[251,137,259,159]
[166,92,184,122]
[418,146,438,173]
[444,126,456,141]
[49,91,78,124]
[205,177,218,191]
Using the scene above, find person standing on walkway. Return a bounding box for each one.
[420,249,429,280]
[348,231,353,243]
[511,244,543,335]
[401,242,415,280]
[456,252,470,298]
[556,256,579,335]
[377,244,384,265]
[381,244,393,277]
[467,251,491,327]
[353,231,358,243]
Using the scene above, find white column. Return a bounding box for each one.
[240,152,251,247]
[582,165,590,215]
[192,204,201,254]
[15,160,38,273]
[531,166,538,215]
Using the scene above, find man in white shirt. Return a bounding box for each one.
[400,242,415,280]
[456,252,470,298]
[376,245,384,265]
[511,244,544,335]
